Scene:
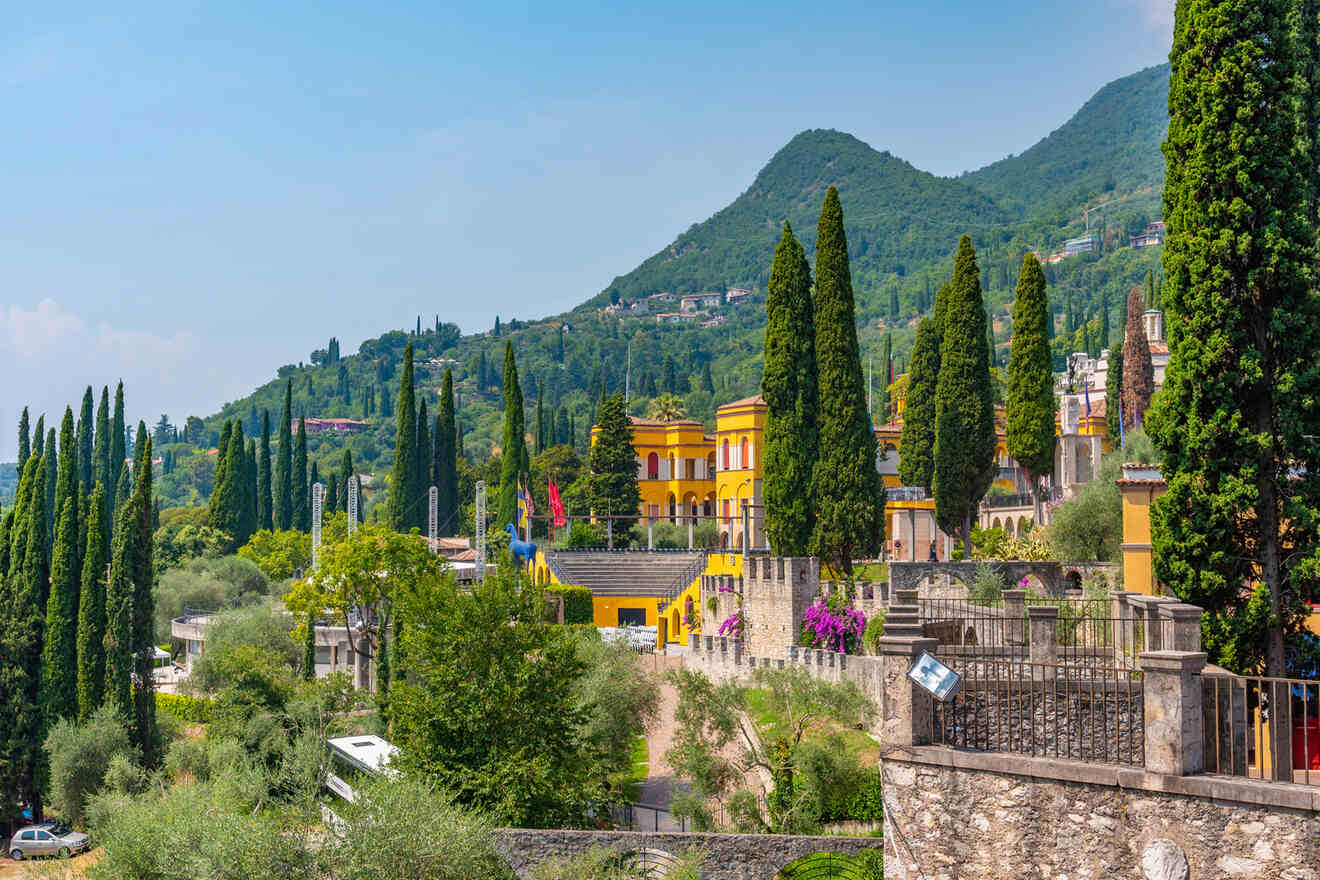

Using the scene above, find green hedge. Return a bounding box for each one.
[155,691,214,724]
[552,586,594,625]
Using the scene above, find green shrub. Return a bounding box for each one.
[43,706,138,828]
[553,585,594,624]
[564,521,604,548]
[967,562,1004,604]
[155,691,215,724]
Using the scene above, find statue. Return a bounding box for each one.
[505,523,538,568]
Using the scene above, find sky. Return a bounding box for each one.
[0,1,1174,461]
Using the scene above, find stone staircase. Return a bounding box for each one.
[547,550,707,601]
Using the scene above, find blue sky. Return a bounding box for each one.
[0,1,1173,460]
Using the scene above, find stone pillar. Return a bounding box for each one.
[1109,590,1135,665]
[648,521,654,550]
[1140,651,1206,776]
[1028,606,1058,678]
[877,636,939,748]
[1158,603,1203,653]
[1138,596,1180,651]
[1002,588,1026,647]
[688,520,694,550]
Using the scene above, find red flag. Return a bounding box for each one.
[548,478,566,527]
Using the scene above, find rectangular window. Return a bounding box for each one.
[315,646,332,665]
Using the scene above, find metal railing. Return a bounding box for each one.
[918,599,1016,653]
[1202,674,1320,786]
[982,493,1034,510]
[929,657,1145,767]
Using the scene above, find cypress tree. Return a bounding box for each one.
[104,500,136,720]
[436,371,457,535]
[76,483,108,721]
[93,388,111,537]
[113,465,131,523]
[213,421,233,503]
[17,406,30,473]
[414,401,430,529]
[809,187,881,572]
[110,382,126,500]
[761,221,818,556]
[535,383,545,455]
[1005,253,1056,515]
[1099,290,1111,352]
[293,418,309,531]
[274,381,293,530]
[1120,285,1155,430]
[77,388,94,490]
[257,410,273,532]
[8,457,39,574]
[933,236,997,555]
[587,393,641,529]
[327,472,339,515]
[899,317,941,490]
[661,355,677,394]
[209,425,247,549]
[340,448,355,513]
[879,333,892,421]
[7,458,50,822]
[497,342,528,529]
[55,408,78,539]
[889,286,900,321]
[44,428,57,548]
[1149,0,1320,675]
[388,344,418,532]
[1105,336,1124,443]
[41,496,79,724]
[244,438,259,542]
[556,405,571,446]
[33,415,44,460]
[701,362,715,394]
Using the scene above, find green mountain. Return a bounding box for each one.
[590,129,1010,305]
[961,64,1170,219]
[149,63,1171,512]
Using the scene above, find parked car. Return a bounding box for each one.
[7,822,90,860]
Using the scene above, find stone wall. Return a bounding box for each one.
[882,748,1320,880]
[496,828,881,880]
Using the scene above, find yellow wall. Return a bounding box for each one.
[713,398,767,548]
[1118,479,1167,595]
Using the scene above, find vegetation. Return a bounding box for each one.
[1120,284,1154,430]
[1151,0,1320,677]
[587,393,641,528]
[1005,254,1056,507]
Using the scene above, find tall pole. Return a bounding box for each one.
[867,357,873,416]
[347,475,359,536]
[428,486,438,553]
[311,482,324,568]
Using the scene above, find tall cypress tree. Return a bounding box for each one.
[587,393,641,530]
[1105,336,1125,443]
[809,188,881,572]
[32,416,44,461]
[274,381,294,530]
[76,483,108,721]
[302,612,317,682]
[41,496,79,724]
[878,333,892,422]
[44,428,57,550]
[414,400,431,530]
[1120,285,1155,430]
[244,438,259,542]
[900,280,951,494]
[340,448,355,513]
[326,472,339,514]
[1149,0,1320,675]
[93,388,111,539]
[7,458,49,821]
[534,383,545,455]
[761,221,818,556]
[933,236,997,554]
[17,406,30,473]
[104,500,135,720]
[292,418,309,531]
[110,382,126,502]
[54,407,79,541]
[388,343,418,533]
[1005,253,1056,516]
[497,342,527,529]
[436,370,458,536]
[77,388,94,490]
[209,425,247,549]
[556,405,571,446]
[257,410,273,532]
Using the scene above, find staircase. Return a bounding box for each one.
[548,550,707,603]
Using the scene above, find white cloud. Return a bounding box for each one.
[0,299,224,461]
[1135,0,1175,43]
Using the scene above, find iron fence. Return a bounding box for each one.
[929,657,1145,766]
[1202,674,1320,786]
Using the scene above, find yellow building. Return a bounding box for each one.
[624,416,717,523]
[713,395,767,549]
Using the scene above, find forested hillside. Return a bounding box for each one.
[139,63,1170,513]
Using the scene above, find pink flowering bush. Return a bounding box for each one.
[718,610,745,640]
[800,590,867,654]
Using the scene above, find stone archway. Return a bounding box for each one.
[888,561,1067,597]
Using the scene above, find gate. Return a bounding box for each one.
[776,850,884,879]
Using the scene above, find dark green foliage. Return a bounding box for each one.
[498,342,528,529]
[388,343,419,533]
[42,495,80,725]
[105,501,137,719]
[1120,284,1155,430]
[436,371,458,536]
[1105,336,1124,442]
[556,405,571,446]
[208,425,248,550]
[810,188,881,571]
[898,314,942,490]
[54,407,79,547]
[257,410,273,532]
[111,382,126,503]
[933,236,996,552]
[341,448,356,513]
[761,222,818,556]
[78,388,94,490]
[274,381,293,530]
[553,586,594,624]
[292,418,309,531]
[94,388,111,536]
[17,406,30,473]
[1149,0,1320,675]
[302,612,316,682]
[77,483,108,721]
[661,355,678,394]
[1005,253,1056,486]
[44,429,58,548]
[878,333,892,421]
[588,393,641,529]
[326,472,339,514]
[415,399,431,518]
[130,427,157,763]
[534,382,545,455]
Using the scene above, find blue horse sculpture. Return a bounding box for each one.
[505,523,538,568]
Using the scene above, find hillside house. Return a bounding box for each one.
[303,417,369,434]
[679,292,723,312]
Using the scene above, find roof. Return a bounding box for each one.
[717,394,767,410]
[628,417,704,427]
[1115,463,1166,487]
[327,735,399,775]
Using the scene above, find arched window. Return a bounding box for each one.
[722,439,730,470]
[647,452,659,480]
[740,437,750,470]
[706,452,716,476]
